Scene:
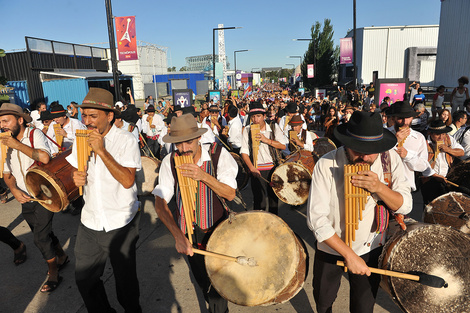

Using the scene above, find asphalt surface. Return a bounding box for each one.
[0,179,403,313]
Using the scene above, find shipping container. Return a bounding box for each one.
[6,80,29,108]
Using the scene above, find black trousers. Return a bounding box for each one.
[0,226,21,250]
[22,201,59,260]
[75,211,141,313]
[251,168,278,215]
[145,136,160,159]
[313,247,382,313]
[188,225,228,313]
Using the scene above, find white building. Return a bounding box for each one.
[108,41,168,99]
[340,25,439,86]
[434,0,470,88]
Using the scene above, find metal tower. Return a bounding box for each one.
[218,23,227,91]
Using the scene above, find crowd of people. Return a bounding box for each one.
[0,79,469,312]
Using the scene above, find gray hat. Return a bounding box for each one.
[162,114,207,143]
[0,103,32,123]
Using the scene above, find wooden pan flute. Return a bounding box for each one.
[53,123,64,148]
[174,155,198,244]
[0,132,11,178]
[344,164,370,248]
[251,124,260,169]
[75,129,93,195]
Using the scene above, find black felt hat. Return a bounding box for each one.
[49,102,67,118]
[248,102,266,116]
[387,101,419,118]
[428,119,452,134]
[334,111,397,154]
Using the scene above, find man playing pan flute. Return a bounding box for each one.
[0,103,68,293]
[241,102,287,215]
[285,114,318,154]
[386,101,434,221]
[67,88,142,313]
[307,111,412,313]
[46,102,86,155]
[153,113,238,313]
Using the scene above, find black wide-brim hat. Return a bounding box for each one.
[428,120,452,134]
[248,101,266,116]
[38,110,53,121]
[49,102,67,119]
[387,101,419,118]
[334,111,397,154]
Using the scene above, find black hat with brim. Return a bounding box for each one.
[248,102,266,116]
[387,101,419,118]
[49,102,67,119]
[428,120,452,134]
[334,111,397,154]
[38,110,53,121]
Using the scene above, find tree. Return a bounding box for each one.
[179,66,188,72]
[167,66,176,72]
[301,19,339,90]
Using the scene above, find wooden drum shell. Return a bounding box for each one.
[136,156,161,196]
[25,149,78,212]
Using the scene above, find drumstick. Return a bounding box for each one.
[30,198,53,205]
[445,180,470,194]
[336,261,448,288]
[193,248,257,267]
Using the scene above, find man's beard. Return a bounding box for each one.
[5,122,21,138]
[345,148,373,165]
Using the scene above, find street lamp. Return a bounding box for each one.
[293,38,316,79]
[234,49,249,88]
[212,26,242,90]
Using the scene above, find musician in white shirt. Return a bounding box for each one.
[142,105,164,158]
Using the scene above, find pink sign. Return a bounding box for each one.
[378,83,407,104]
[340,38,353,64]
[307,64,314,78]
[115,16,138,61]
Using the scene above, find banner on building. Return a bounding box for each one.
[307,64,314,78]
[115,16,138,61]
[340,38,353,64]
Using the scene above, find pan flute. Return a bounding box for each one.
[0,132,11,178]
[397,127,408,148]
[284,115,292,130]
[433,140,444,161]
[53,123,64,148]
[75,129,93,195]
[174,155,198,244]
[344,164,370,248]
[251,124,260,169]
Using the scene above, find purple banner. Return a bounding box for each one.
[340,38,353,65]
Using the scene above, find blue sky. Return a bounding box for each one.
[3,0,441,72]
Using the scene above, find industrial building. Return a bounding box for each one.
[434,0,470,88]
[185,54,221,72]
[339,25,439,87]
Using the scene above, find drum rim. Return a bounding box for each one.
[271,162,312,205]
[25,167,68,212]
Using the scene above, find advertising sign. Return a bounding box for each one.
[315,88,326,99]
[378,82,407,104]
[340,38,353,64]
[307,64,314,78]
[209,90,221,105]
[115,16,138,61]
[173,89,193,108]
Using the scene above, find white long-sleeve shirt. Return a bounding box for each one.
[46,118,87,154]
[307,147,412,256]
[425,135,463,176]
[227,115,243,149]
[387,126,434,191]
[453,126,470,160]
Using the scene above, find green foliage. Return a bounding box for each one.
[0,49,5,58]
[301,19,339,89]
[167,66,176,72]
[179,66,188,72]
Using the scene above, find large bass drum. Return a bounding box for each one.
[136,156,161,196]
[424,192,470,234]
[312,137,336,160]
[271,150,317,205]
[205,211,308,306]
[230,152,249,190]
[446,160,470,191]
[379,223,470,313]
[25,149,78,212]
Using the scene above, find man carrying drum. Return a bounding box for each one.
[153,113,238,313]
[0,103,68,293]
[307,111,412,313]
[67,88,142,312]
[286,114,318,154]
[240,102,287,215]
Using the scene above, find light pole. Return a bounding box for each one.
[212,26,241,90]
[293,38,316,79]
[234,49,249,89]
[105,0,120,100]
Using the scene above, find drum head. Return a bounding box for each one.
[271,162,311,205]
[25,168,67,212]
[424,192,470,233]
[446,160,470,192]
[380,224,470,312]
[312,137,336,159]
[136,157,161,196]
[230,152,249,190]
[206,211,307,306]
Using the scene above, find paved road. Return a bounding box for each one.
[0,176,403,313]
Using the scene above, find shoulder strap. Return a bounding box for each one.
[209,142,223,178]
